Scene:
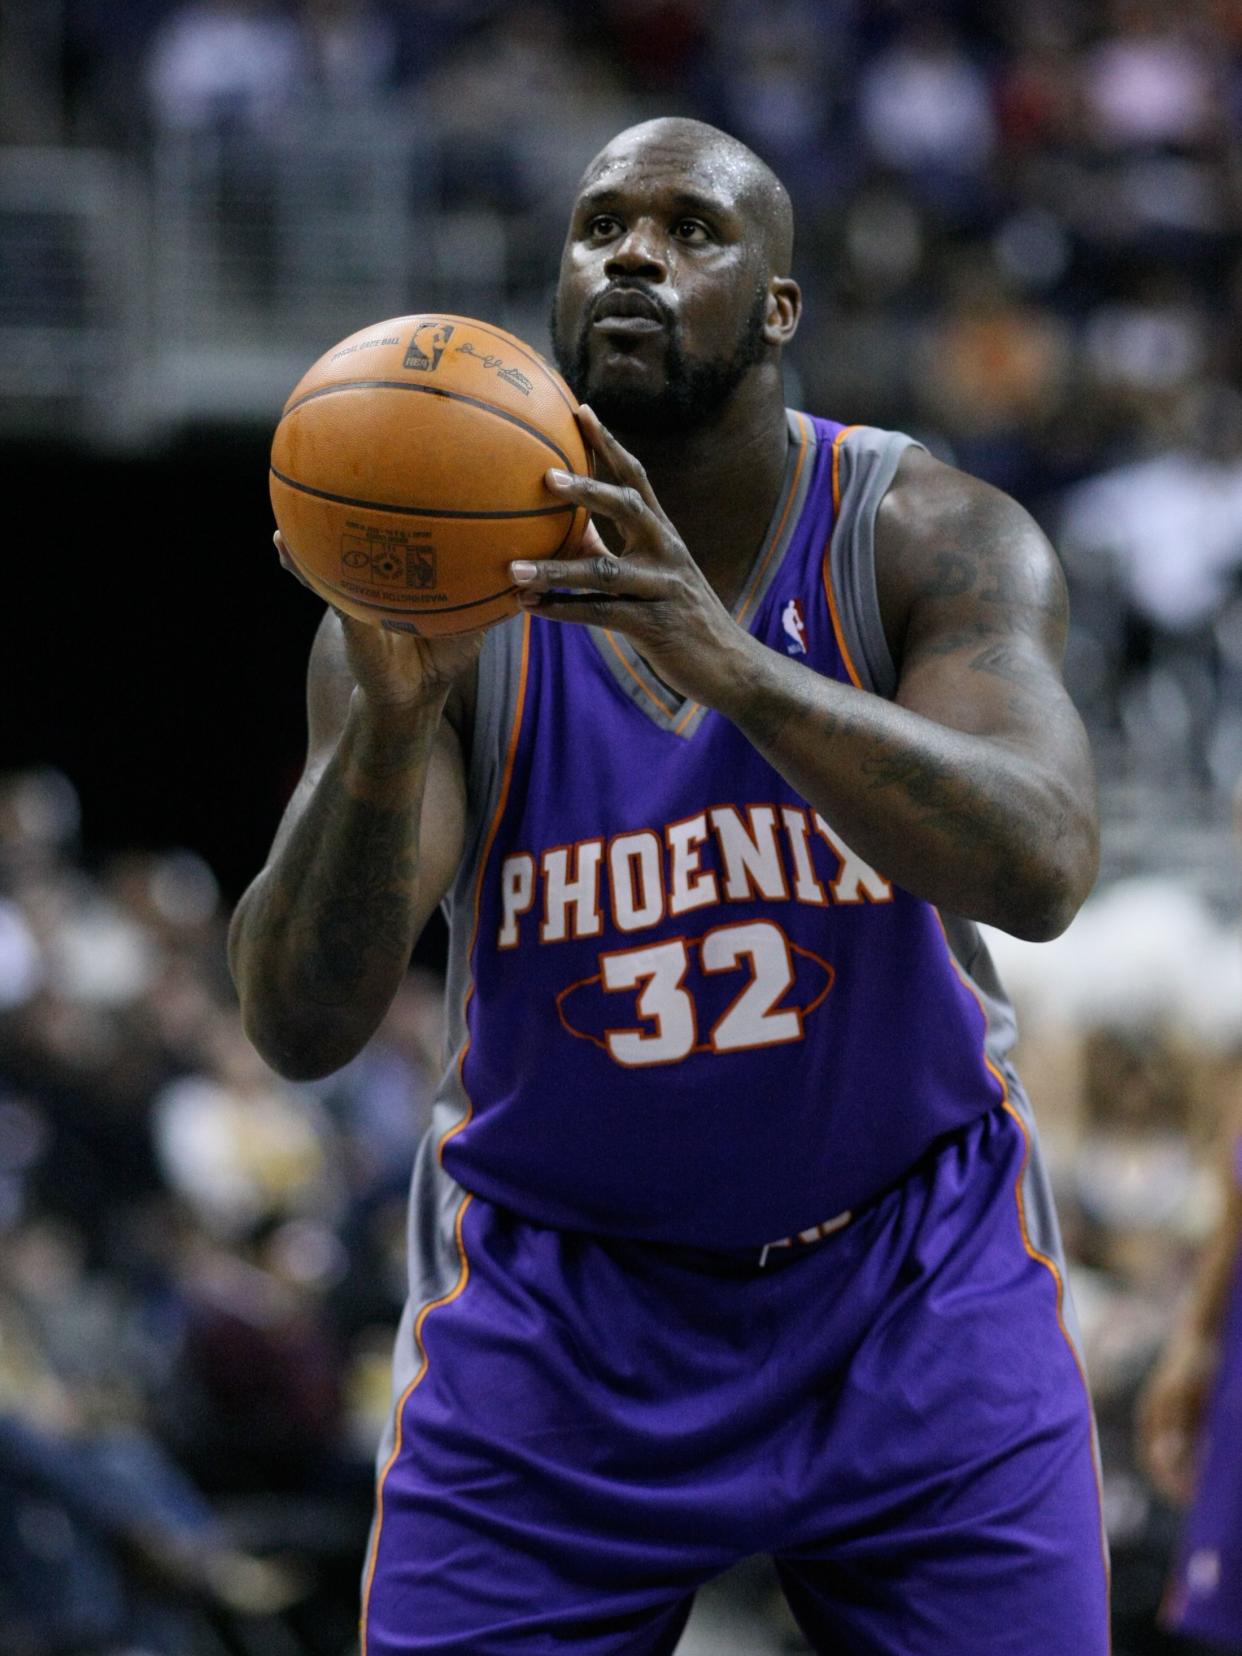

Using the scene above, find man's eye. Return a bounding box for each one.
[674,220,710,242]
[586,216,621,238]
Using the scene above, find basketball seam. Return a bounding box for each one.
[277,380,578,471]
[270,467,575,521]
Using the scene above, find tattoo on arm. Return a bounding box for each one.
[967,642,1047,691]
[280,787,418,1009]
[246,739,426,1018]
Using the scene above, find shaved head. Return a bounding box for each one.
[579,118,794,274]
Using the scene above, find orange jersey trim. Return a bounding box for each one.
[932,910,1112,1620]
[823,424,864,689]
[360,614,532,1653]
[604,626,679,720]
[733,412,812,631]
[669,414,813,738]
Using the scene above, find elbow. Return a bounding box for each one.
[239,1003,356,1082]
[998,813,1099,943]
[234,964,361,1081]
[1003,888,1079,944]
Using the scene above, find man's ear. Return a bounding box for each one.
[764,278,801,347]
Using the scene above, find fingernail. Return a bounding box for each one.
[578,404,594,419]
[510,560,538,582]
[546,469,571,486]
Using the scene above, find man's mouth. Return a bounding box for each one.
[591,288,668,335]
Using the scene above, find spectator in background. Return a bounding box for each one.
[0,1211,304,1654]
[1058,381,1242,792]
[1139,1088,1242,1653]
[298,0,399,108]
[914,253,1072,495]
[857,14,996,221]
[1082,1,1218,155]
[144,0,305,136]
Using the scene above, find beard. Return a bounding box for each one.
[550,281,769,438]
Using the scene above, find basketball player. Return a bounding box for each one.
[231,118,1107,1654]
[1139,1107,1242,1651]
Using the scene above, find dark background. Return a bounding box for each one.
[7,432,312,896]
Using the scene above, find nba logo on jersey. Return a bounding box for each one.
[782,596,808,655]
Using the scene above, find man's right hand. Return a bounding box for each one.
[274,530,486,712]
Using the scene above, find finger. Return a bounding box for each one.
[509,546,663,598]
[273,531,315,592]
[515,591,651,628]
[576,404,662,513]
[543,466,650,527]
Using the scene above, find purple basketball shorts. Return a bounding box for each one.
[361,1102,1110,1654]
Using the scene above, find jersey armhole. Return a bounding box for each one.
[827,427,925,699]
[444,615,527,918]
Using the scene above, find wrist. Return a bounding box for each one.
[352,681,449,721]
[709,629,799,740]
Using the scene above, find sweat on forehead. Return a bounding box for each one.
[577,118,794,269]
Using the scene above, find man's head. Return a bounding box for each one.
[550,118,800,440]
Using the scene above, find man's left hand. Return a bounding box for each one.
[509,406,749,709]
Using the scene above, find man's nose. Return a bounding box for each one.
[604,223,666,282]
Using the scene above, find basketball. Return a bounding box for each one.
[269,314,591,635]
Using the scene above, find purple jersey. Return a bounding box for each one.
[431,415,1013,1247]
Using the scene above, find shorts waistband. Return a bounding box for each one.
[650,1207,855,1276]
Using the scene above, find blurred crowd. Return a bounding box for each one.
[0,768,444,1655]
[1,762,1240,1655]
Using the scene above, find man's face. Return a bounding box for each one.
[551,134,772,437]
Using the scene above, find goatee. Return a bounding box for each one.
[551,283,768,438]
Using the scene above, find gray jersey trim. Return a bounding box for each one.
[439,615,527,1079]
[362,1134,475,1604]
[364,620,531,1600]
[938,912,1088,1369]
[829,426,924,700]
[587,409,817,739]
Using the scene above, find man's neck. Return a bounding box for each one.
[604,380,791,613]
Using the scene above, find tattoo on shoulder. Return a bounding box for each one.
[917,553,975,600]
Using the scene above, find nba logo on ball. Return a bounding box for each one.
[404,322,454,372]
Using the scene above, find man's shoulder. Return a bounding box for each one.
[871,446,1063,655]
[877,445,1042,564]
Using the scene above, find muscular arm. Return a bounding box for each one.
[523,421,1098,940]
[724,449,1098,938]
[228,612,472,1080]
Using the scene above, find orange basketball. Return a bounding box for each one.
[269,314,591,635]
